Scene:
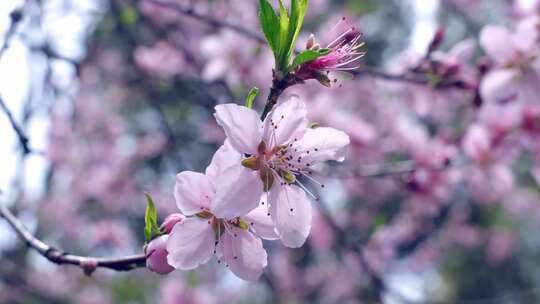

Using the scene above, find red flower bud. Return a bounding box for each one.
[160,213,184,234]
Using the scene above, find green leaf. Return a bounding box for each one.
[282,0,308,68]
[144,193,161,243]
[245,87,259,108]
[259,0,310,72]
[259,0,280,58]
[290,48,331,70]
[276,0,290,68]
[308,122,320,129]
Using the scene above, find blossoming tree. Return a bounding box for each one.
[1,0,540,303]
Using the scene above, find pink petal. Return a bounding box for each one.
[532,167,540,186]
[269,184,312,248]
[244,202,279,240]
[202,59,228,81]
[480,69,519,103]
[146,235,174,274]
[166,217,215,270]
[462,124,490,161]
[220,228,267,281]
[211,165,263,219]
[448,39,475,62]
[214,104,263,155]
[205,140,242,183]
[174,171,213,216]
[263,96,308,147]
[296,127,350,164]
[480,25,517,64]
[514,17,540,54]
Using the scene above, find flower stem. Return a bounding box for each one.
[260,73,302,121]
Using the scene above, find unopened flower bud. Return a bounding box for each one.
[145,235,174,275]
[428,28,445,54]
[160,213,184,234]
[306,34,316,50]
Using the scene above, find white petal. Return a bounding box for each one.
[244,202,278,240]
[269,184,312,248]
[166,218,215,270]
[263,96,308,147]
[220,228,267,281]
[480,25,517,64]
[480,69,519,103]
[174,171,213,216]
[214,104,263,154]
[205,140,242,183]
[211,165,263,219]
[295,127,350,164]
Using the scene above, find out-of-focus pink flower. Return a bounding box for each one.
[200,30,272,88]
[90,220,134,249]
[487,230,516,264]
[135,134,167,158]
[134,41,186,78]
[167,144,274,281]
[309,209,335,252]
[479,17,540,104]
[522,105,540,133]
[160,278,212,304]
[160,213,184,234]
[146,235,175,275]
[214,96,350,247]
[139,1,183,24]
[76,285,112,304]
[463,124,492,163]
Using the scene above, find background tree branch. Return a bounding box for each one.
[0,203,146,274]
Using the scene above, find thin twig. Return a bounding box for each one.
[0,203,147,273]
[354,68,472,90]
[328,157,466,178]
[261,73,303,120]
[0,95,32,154]
[0,5,38,155]
[0,8,24,60]
[146,0,266,44]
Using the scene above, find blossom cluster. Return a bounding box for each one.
[147,96,350,280]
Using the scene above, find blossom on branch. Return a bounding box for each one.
[166,144,276,281]
[214,96,350,247]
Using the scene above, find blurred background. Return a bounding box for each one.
[1,0,540,303]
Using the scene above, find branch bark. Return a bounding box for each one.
[0,95,33,155]
[260,73,303,120]
[0,203,147,273]
[146,0,266,44]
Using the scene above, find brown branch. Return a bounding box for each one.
[261,73,303,120]
[354,68,473,90]
[0,8,24,59]
[328,156,466,178]
[0,5,42,155]
[0,95,33,155]
[0,203,147,273]
[146,0,265,44]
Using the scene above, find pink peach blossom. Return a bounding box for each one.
[214,96,350,247]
